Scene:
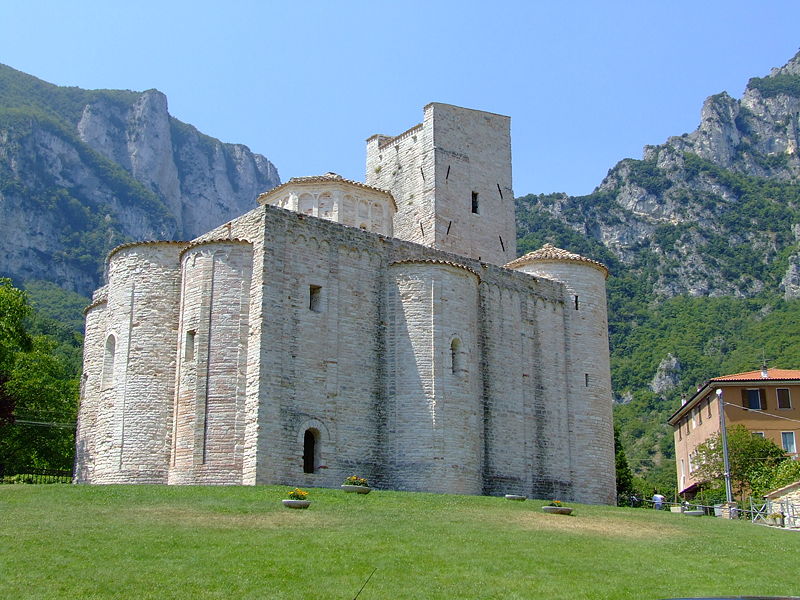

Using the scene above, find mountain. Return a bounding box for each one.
[519,51,800,300]
[0,64,280,296]
[516,50,800,492]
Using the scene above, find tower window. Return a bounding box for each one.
[574,295,579,310]
[102,334,116,389]
[451,338,463,375]
[309,285,322,312]
[184,330,196,361]
[585,373,589,387]
[471,192,479,214]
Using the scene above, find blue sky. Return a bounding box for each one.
[1,1,798,197]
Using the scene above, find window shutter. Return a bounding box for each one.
[741,389,748,408]
[759,389,767,410]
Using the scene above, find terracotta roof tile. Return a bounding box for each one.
[389,259,481,280]
[711,368,800,381]
[107,240,189,262]
[668,367,800,424]
[256,172,396,208]
[505,243,608,277]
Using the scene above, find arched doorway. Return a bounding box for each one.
[303,428,320,473]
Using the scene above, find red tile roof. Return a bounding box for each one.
[668,367,800,424]
[711,368,800,381]
[504,244,608,277]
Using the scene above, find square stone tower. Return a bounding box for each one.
[366,103,516,265]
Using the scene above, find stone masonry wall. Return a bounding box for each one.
[77,200,616,504]
[251,210,386,488]
[514,260,615,504]
[81,242,183,483]
[169,241,253,485]
[387,262,482,494]
[367,122,432,248]
[74,291,108,482]
[366,104,516,266]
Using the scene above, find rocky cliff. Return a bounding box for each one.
[0,64,280,295]
[515,51,800,486]
[517,51,800,300]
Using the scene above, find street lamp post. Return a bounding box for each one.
[716,388,734,505]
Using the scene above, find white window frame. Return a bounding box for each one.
[781,431,797,454]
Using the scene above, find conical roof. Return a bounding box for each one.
[505,243,608,277]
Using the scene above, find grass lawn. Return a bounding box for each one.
[1,485,797,599]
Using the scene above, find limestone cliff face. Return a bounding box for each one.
[0,65,280,296]
[518,51,800,299]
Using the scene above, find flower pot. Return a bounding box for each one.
[341,485,371,494]
[542,505,573,515]
[282,499,311,509]
[505,494,526,501]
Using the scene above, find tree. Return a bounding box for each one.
[692,425,787,500]
[614,425,636,505]
[752,458,800,498]
[0,278,32,424]
[0,279,79,473]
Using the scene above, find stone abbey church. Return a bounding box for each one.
[75,103,616,504]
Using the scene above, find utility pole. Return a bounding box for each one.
[716,388,734,504]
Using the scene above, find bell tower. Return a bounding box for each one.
[366,103,516,265]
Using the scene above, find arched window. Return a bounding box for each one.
[371,202,384,232]
[298,194,315,215]
[342,195,355,226]
[102,334,116,388]
[303,428,320,473]
[318,193,332,218]
[450,337,463,375]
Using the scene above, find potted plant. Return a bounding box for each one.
[541,500,573,515]
[341,475,371,494]
[766,512,785,527]
[282,488,311,509]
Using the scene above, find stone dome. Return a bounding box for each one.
[505,244,608,278]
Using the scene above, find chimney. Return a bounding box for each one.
[761,363,769,379]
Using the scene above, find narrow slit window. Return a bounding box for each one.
[451,338,463,375]
[471,192,479,214]
[574,295,579,310]
[102,334,116,388]
[309,285,322,312]
[184,330,196,361]
[584,373,589,387]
